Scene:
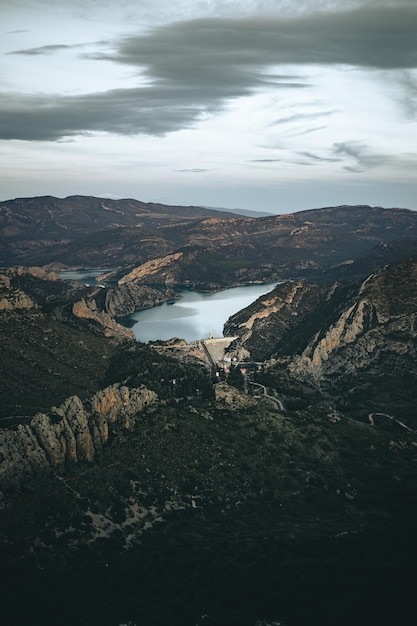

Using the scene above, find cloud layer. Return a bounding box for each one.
[2,6,416,141]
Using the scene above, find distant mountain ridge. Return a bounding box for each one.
[203,205,274,217]
[1,196,417,288]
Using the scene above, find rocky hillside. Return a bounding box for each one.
[120,204,417,288]
[2,197,417,287]
[0,195,238,267]
[1,260,417,625]
[2,202,417,625]
[0,267,179,418]
[225,256,417,425]
[1,378,416,625]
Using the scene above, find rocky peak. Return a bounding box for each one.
[0,384,158,492]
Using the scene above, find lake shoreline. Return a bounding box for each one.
[124,282,278,344]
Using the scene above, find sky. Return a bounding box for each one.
[1,0,416,213]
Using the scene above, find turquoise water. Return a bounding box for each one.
[58,270,277,343]
[127,283,277,343]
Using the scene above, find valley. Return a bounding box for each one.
[1,197,417,626]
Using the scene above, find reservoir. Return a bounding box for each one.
[58,270,277,344]
[126,283,277,343]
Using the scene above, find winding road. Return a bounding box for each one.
[249,382,285,411]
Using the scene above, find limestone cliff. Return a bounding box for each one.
[298,260,417,375]
[11,266,59,281]
[224,281,330,361]
[118,252,184,285]
[225,257,417,423]
[0,384,158,491]
[3,266,174,336]
[0,267,57,310]
[103,283,178,317]
[72,298,135,339]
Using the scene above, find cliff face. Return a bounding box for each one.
[4,267,177,322]
[298,259,417,376]
[224,281,330,361]
[104,283,178,317]
[71,298,134,339]
[2,267,177,339]
[118,252,184,285]
[0,384,157,492]
[225,257,417,423]
[0,267,60,310]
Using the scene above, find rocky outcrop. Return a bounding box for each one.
[118,252,184,285]
[299,260,417,377]
[304,298,379,368]
[0,273,37,310]
[227,259,417,375]
[0,384,158,490]
[224,281,330,361]
[10,266,59,281]
[214,382,257,410]
[72,298,135,340]
[103,283,178,317]
[2,267,173,335]
[226,257,417,422]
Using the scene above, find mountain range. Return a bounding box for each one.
[2,196,417,288]
[1,196,417,626]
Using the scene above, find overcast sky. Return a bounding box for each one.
[1,0,416,213]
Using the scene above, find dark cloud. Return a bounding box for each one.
[0,88,206,140]
[115,7,417,72]
[1,5,416,141]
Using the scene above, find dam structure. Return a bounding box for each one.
[199,335,238,368]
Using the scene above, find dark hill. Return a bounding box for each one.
[0,195,239,267]
[2,197,417,287]
[122,204,417,287]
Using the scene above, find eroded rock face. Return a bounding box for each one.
[12,266,58,281]
[226,258,417,414]
[72,299,135,340]
[0,273,36,310]
[103,283,178,317]
[224,281,328,361]
[118,252,184,285]
[0,384,158,491]
[299,260,417,378]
